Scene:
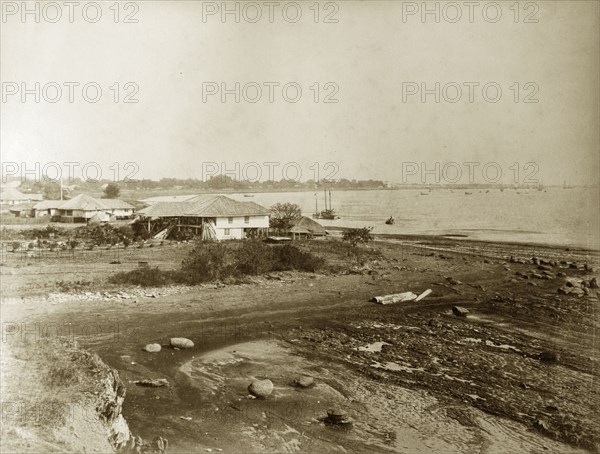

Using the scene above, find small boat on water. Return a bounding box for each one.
[465,192,472,195]
[385,216,395,225]
[243,194,255,198]
[420,192,429,196]
[314,189,340,220]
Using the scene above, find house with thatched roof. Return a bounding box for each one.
[32,200,64,219]
[0,188,43,206]
[8,202,35,217]
[136,195,270,240]
[55,194,134,223]
[289,216,327,239]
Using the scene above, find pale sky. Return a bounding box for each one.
[1,1,599,185]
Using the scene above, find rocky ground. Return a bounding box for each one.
[1,237,598,453]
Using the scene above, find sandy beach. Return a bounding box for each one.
[2,235,598,453]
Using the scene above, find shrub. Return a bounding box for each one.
[178,241,229,284]
[342,227,373,247]
[272,244,325,272]
[235,240,275,275]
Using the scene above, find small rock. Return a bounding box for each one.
[557,287,571,295]
[133,378,169,387]
[569,263,578,269]
[570,288,585,297]
[248,379,273,399]
[170,338,194,349]
[452,306,469,317]
[590,277,599,289]
[531,272,544,279]
[538,351,559,363]
[144,343,161,353]
[538,265,553,272]
[324,408,353,427]
[292,376,315,388]
[446,277,462,285]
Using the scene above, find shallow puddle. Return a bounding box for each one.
[171,339,587,453]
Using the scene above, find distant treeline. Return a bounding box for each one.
[14,176,389,193]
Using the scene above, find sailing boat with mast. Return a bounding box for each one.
[319,188,339,220]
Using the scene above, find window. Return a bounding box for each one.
[224,228,230,235]
[228,217,234,224]
[244,216,250,224]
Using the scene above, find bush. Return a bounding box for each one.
[342,227,373,247]
[235,240,275,275]
[178,241,229,284]
[272,244,325,272]
[110,239,327,288]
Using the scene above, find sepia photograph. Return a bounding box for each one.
[1,1,599,453]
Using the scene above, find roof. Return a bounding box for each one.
[0,188,43,201]
[140,194,200,204]
[137,202,191,217]
[98,198,135,209]
[8,202,35,212]
[1,181,21,189]
[57,194,134,211]
[137,195,269,218]
[186,196,269,217]
[33,200,66,210]
[290,216,327,235]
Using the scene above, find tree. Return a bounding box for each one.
[269,203,302,234]
[342,227,373,247]
[103,183,120,199]
[42,181,62,200]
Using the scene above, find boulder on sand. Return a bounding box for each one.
[452,306,469,317]
[133,378,169,387]
[144,343,162,353]
[292,376,315,388]
[557,287,571,295]
[170,338,194,349]
[248,379,273,398]
[324,408,353,427]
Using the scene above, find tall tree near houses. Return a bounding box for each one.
[103,183,121,199]
[269,202,302,234]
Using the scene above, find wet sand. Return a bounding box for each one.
[2,237,598,452]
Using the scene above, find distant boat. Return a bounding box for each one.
[385,216,395,225]
[420,192,429,196]
[316,189,339,220]
[465,192,472,195]
[243,194,255,198]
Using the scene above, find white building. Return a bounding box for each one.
[137,195,270,240]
